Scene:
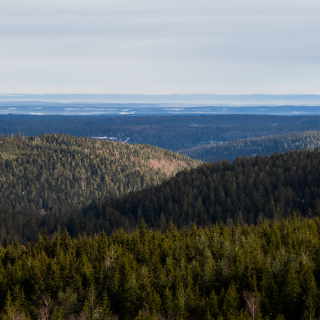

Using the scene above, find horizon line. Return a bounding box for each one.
[1,93,320,97]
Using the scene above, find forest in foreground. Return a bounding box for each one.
[0,216,319,320]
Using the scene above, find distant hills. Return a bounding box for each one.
[181,131,320,162]
[2,115,320,152]
[0,134,199,214]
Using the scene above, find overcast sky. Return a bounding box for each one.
[1,0,320,94]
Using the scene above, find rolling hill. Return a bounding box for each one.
[2,114,320,152]
[181,131,320,162]
[0,134,199,214]
[3,148,320,243]
[96,148,320,229]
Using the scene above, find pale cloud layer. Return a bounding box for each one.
[0,0,319,94]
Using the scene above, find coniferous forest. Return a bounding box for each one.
[1,217,320,320]
[0,134,199,214]
[181,131,320,162]
[2,145,320,243]
[2,134,320,319]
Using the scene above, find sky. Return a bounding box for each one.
[1,0,320,94]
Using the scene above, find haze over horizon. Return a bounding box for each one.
[1,0,319,94]
[1,93,320,106]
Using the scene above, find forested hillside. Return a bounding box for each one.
[99,148,320,228]
[181,131,320,161]
[2,148,320,242]
[2,134,320,319]
[0,216,320,319]
[0,134,199,214]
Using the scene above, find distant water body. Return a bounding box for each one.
[0,94,320,115]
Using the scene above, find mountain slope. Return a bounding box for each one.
[181,131,320,161]
[0,134,199,213]
[98,148,320,228]
[2,148,320,242]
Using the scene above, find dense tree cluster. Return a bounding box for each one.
[0,216,320,319]
[100,148,320,228]
[1,114,320,151]
[2,148,320,243]
[2,133,320,319]
[0,134,198,214]
[182,131,320,162]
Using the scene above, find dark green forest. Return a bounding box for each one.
[1,217,320,319]
[97,148,320,229]
[2,146,320,243]
[182,131,320,161]
[0,134,198,214]
[2,134,320,319]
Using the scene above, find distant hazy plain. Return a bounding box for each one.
[1,94,320,115]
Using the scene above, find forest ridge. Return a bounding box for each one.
[1,137,320,242]
[0,134,199,214]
